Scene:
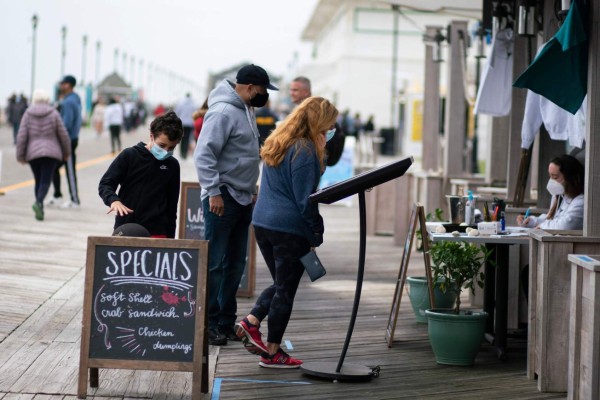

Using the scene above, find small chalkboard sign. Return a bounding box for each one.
[385,203,435,347]
[78,236,208,399]
[178,181,256,297]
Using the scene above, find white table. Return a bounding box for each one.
[431,230,530,359]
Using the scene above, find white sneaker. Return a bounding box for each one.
[60,200,80,209]
[45,196,63,207]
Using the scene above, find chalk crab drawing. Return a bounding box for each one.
[161,285,187,305]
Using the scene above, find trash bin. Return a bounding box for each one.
[379,128,396,156]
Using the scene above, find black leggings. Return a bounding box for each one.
[52,138,79,203]
[30,157,59,206]
[250,226,310,344]
[109,125,122,153]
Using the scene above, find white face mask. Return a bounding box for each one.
[546,178,565,196]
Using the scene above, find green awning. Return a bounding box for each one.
[513,0,588,115]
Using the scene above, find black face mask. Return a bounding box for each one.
[250,90,269,108]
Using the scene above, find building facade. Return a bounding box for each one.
[299,0,481,156]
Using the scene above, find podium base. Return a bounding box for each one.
[300,361,375,382]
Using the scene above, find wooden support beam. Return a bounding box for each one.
[486,116,510,185]
[443,20,468,178]
[422,25,442,172]
[585,0,600,236]
[506,34,529,201]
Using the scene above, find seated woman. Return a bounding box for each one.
[517,154,584,230]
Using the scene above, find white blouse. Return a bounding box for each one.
[525,194,584,230]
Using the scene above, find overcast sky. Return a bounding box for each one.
[1,0,320,103]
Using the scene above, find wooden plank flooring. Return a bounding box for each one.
[0,126,566,399]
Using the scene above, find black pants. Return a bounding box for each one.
[30,157,59,206]
[180,126,193,159]
[109,125,122,153]
[52,138,79,203]
[250,226,310,344]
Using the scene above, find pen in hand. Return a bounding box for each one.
[519,207,531,226]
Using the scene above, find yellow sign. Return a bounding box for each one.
[411,99,423,141]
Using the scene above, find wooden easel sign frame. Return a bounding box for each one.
[385,203,435,347]
[78,236,209,399]
[178,181,256,297]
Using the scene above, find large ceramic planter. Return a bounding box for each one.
[407,276,457,323]
[425,309,488,366]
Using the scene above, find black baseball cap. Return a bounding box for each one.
[60,75,77,86]
[112,223,151,238]
[236,64,278,90]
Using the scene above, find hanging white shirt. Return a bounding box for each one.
[520,91,586,149]
[520,41,586,149]
[474,28,514,117]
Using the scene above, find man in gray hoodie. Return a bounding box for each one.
[194,64,278,345]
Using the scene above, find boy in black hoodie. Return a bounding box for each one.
[99,111,183,238]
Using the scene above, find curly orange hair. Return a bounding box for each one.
[260,96,338,170]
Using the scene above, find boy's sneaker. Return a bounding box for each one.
[208,327,227,346]
[219,326,241,342]
[235,319,268,355]
[44,196,62,207]
[32,202,44,221]
[259,349,303,369]
[60,200,80,209]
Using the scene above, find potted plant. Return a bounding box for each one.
[406,276,456,323]
[425,240,492,366]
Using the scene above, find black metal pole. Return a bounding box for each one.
[336,190,367,372]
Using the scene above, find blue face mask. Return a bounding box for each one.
[325,128,336,142]
[150,144,173,160]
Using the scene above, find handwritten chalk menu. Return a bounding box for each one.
[78,236,209,399]
[178,181,256,297]
[179,182,204,240]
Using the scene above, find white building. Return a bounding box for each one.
[299,0,482,156]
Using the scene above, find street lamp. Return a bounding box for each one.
[30,14,39,99]
[95,40,101,83]
[81,34,88,86]
[130,55,135,87]
[61,26,67,77]
[122,52,127,82]
[114,48,119,73]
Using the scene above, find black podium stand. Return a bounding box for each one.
[300,157,413,382]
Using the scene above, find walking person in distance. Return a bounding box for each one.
[15,89,71,221]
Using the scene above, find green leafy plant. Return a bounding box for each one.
[428,241,493,314]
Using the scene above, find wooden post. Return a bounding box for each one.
[567,254,600,400]
[443,20,468,178]
[422,25,442,172]
[506,34,529,201]
[584,0,600,236]
[533,0,564,210]
[486,116,510,185]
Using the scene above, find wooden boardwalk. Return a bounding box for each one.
[0,126,566,399]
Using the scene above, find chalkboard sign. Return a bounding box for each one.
[385,203,435,347]
[179,182,205,240]
[78,236,208,399]
[178,181,256,297]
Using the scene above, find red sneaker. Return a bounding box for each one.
[259,349,303,369]
[235,319,268,355]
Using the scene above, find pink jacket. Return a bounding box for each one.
[16,104,71,163]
